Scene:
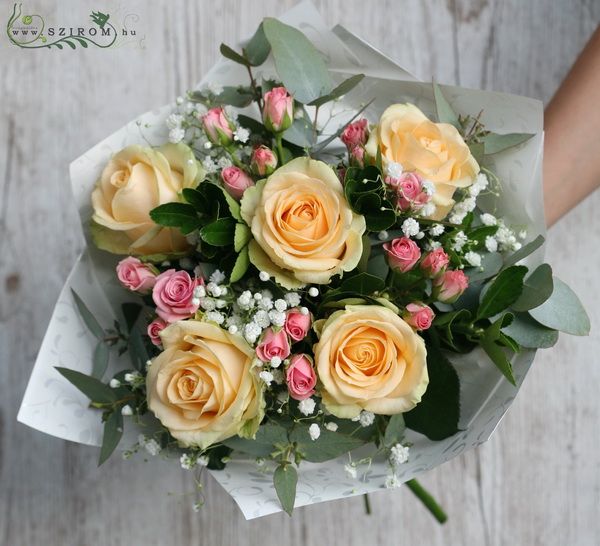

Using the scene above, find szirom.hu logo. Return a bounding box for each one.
[7,3,143,50]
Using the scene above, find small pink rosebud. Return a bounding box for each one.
[256,328,291,362]
[202,107,234,145]
[262,87,293,133]
[349,145,365,167]
[116,257,156,293]
[147,318,167,346]
[404,303,435,331]
[341,118,369,150]
[394,172,430,211]
[433,269,469,303]
[421,248,450,277]
[152,269,201,323]
[383,237,422,273]
[221,166,255,200]
[286,354,317,401]
[250,145,278,177]
[284,309,312,342]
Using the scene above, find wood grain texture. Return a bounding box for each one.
[1,1,599,544]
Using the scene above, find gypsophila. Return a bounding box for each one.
[429,223,444,237]
[180,453,196,470]
[401,218,420,238]
[386,161,403,178]
[143,439,161,456]
[485,236,498,253]
[233,127,250,143]
[464,251,482,267]
[324,422,338,432]
[308,287,319,297]
[274,299,288,312]
[452,231,468,252]
[344,463,358,479]
[109,379,121,388]
[298,397,316,416]
[354,410,375,427]
[244,322,262,344]
[268,310,286,327]
[259,370,274,386]
[308,423,321,441]
[480,213,497,226]
[389,443,410,466]
[202,156,218,174]
[259,271,270,282]
[284,292,301,307]
[205,311,225,324]
[168,127,185,143]
[420,203,436,217]
[384,473,402,489]
[270,356,282,368]
[121,405,133,416]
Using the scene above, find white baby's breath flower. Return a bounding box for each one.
[109,379,121,388]
[449,212,467,225]
[385,473,402,489]
[228,325,239,334]
[180,453,195,470]
[420,203,436,218]
[270,356,282,368]
[166,113,184,129]
[485,236,498,253]
[207,82,224,95]
[378,230,389,241]
[429,223,444,237]
[274,299,288,312]
[268,310,286,327]
[217,156,232,169]
[308,423,321,441]
[253,310,271,329]
[300,307,309,316]
[358,411,375,427]
[298,397,316,416]
[168,127,185,143]
[480,213,497,226]
[233,127,250,143]
[452,231,468,252]
[197,455,209,467]
[244,322,262,344]
[199,297,216,311]
[202,156,218,174]
[121,405,133,416]
[389,443,410,466]
[284,292,301,307]
[422,180,436,196]
[259,271,270,282]
[401,218,420,238]
[324,422,338,432]
[209,270,226,284]
[205,311,225,324]
[464,251,482,267]
[386,161,403,179]
[144,439,161,456]
[308,287,319,297]
[259,370,274,386]
[344,463,358,479]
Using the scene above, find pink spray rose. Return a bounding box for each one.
[393,172,430,211]
[147,318,167,346]
[256,328,291,363]
[383,237,422,273]
[404,303,435,331]
[420,248,450,277]
[262,87,293,133]
[349,145,365,167]
[221,166,255,200]
[152,269,201,323]
[286,354,317,401]
[284,309,312,342]
[116,257,156,293]
[250,145,278,177]
[202,107,234,145]
[341,118,369,150]
[433,269,469,303]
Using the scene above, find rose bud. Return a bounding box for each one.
[221,166,254,200]
[250,145,278,177]
[404,303,435,331]
[349,145,365,167]
[284,309,312,342]
[152,269,201,323]
[147,318,167,346]
[116,257,156,293]
[256,327,291,362]
[395,172,428,211]
[383,237,422,273]
[286,354,317,401]
[341,118,369,150]
[433,269,469,303]
[420,247,450,277]
[202,106,234,146]
[263,86,293,133]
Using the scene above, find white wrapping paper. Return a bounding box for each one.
[18,0,544,519]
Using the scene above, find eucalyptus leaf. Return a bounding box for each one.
[383,414,406,448]
[55,367,116,404]
[92,342,109,380]
[214,86,255,108]
[243,22,270,66]
[432,81,459,128]
[71,289,104,340]
[290,427,365,462]
[128,325,150,372]
[230,246,250,283]
[502,235,545,268]
[309,74,365,107]
[529,277,590,336]
[477,266,527,319]
[223,423,288,457]
[121,302,143,333]
[464,252,503,282]
[502,312,559,349]
[98,410,123,465]
[511,263,553,312]
[482,132,534,155]
[219,43,250,66]
[273,464,297,516]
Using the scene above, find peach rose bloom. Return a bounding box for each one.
[240,157,366,289]
[365,103,479,220]
[314,305,429,418]
[146,320,264,449]
[91,143,203,256]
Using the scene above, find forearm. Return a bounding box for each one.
[543,25,600,227]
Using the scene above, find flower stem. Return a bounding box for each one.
[405,479,447,524]
[362,493,372,515]
[275,133,286,165]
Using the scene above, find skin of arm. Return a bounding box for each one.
[544,25,600,227]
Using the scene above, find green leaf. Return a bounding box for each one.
[55,367,117,404]
[230,245,250,283]
[502,235,545,268]
[383,414,406,448]
[469,141,485,165]
[214,86,255,108]
[234,223,252,252]
[262,18,333,104]
[219,43,250,66]
[273,464,297,516]
[404,343,460,440]
[199,217,236,246]
[98,410,123,465]
[71,289,104,340]
[223,423,287,457]
[290,426,366,463]
[182,187,208,214]
[432,81,459,128]
[128,325,150,372]
[206,444,233,470]
[477,265,527,319]
[308,74,365,107]
[243,22,270,66]
[482,132,535,155]
[481,313,517,385]
[92,342,109,380]
[529,277,590,336]
[502,312,559,349]
[511,263,553,312]
[465,252,503,282]
[121,302,143,333]
[223,189,243,222]
[149,202,200,234]
[340,272,385,295]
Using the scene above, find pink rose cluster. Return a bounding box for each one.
[255,308,315,400]
[386,172,432,212]
[341,118,369,167]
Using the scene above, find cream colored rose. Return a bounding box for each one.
[314,305,428,418]
[91,143,204,257]
[365,103,479,220]
[146,320,264,449]
[240,157,366,289]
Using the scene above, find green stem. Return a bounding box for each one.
[406,479,447,524]
[225,146,245,169]
[363,493,372,515]
[275,133,286,165]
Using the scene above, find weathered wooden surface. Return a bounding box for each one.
[1,1,599,544]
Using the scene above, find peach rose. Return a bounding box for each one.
[146,320,264,448]
[91,143,203,257]
[314,305,428,418]
[365,103,479,220]
[240,157,366,288]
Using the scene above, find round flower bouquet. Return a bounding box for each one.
[20,9,589,520]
